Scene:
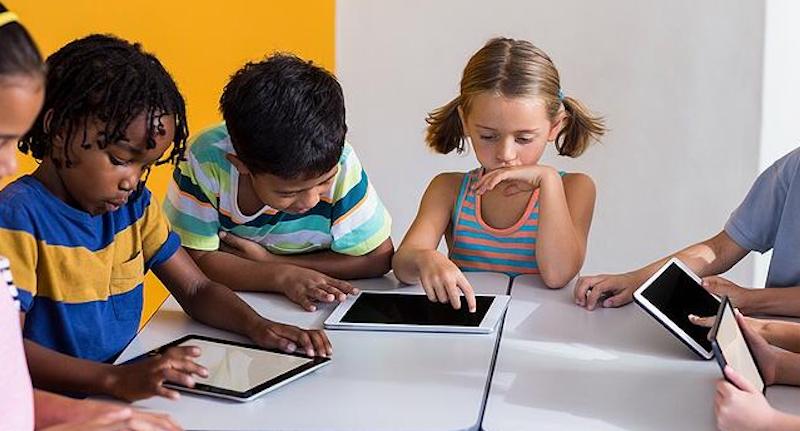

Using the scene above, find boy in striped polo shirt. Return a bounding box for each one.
[165,54,393,312]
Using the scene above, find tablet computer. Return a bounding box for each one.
[708,296,765,393]
[323,291,510,333]
[132,335,330,402]
[633,257,720,359]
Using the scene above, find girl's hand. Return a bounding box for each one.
[470,165,558,196]
[108,346,208,401]
[417,250,476,312]
[715,365,777,431]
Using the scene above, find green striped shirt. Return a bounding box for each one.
[164,123,391,256]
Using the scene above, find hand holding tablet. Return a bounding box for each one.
[708,297,766,393]
[633,258,720,359]
[131,335,331,402]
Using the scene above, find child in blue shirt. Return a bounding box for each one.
[0,34,330,402]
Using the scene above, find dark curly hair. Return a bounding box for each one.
[19,34,188,173]
[220,53,346,179]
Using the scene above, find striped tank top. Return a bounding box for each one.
[449,168,548,277]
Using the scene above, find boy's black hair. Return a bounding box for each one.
[0,3,44,79]
[19,34,188,169]
[220,53,346,179]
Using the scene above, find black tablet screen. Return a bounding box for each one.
[341,293,494,326]
[641,262,719,351]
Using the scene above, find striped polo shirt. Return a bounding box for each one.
[164,123,391,256]
[449,169,549,277]
[0,176,180,362]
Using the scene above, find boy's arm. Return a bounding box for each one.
[217,232,394,279]
[154,247,331,356]
[23,337,117,397]
[575,230,749,309]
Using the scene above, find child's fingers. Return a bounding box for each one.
[433,281,450,304]
[573,276,600,306]
[307,285,336,303]
[325,277,356,294]
[129,411,183,431]
[444,278,462,310]
[155,384,181,401]
[271,324,316,357]
[318,283,348,302]
[600,288,632,309]
[458,274,477,313]
[420,276,438,303]
[306,330,332,357]
[162,368,196,388]
[585,281,613,310]
[163,345,201,359]
[688,314,715,328]
[724,364,756,393]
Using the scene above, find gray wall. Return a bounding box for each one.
[336,0,765,284]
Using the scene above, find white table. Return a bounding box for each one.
[117,272,511,431]
[483,274,732,430]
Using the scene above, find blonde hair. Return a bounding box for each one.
[426,37,605,157]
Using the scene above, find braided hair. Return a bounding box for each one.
[19,34,188,170]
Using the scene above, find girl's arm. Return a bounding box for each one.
[535,170,595,288]
[392,173,461,283]
[392,173,477,311]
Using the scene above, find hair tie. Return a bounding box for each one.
[557,88,565,102]
[0,11,18,28]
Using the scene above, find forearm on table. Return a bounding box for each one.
[187,248,291,293]
[24,340,115,396]
[267,238,394,279]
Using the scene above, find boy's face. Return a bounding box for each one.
[236,159,338,214]
[52,113,175,215]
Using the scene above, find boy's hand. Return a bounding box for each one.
[701,276,752,311]
[416,250,476,312]
[248,319,332,357]
[715,365,777,431]
[574,272,640,310]
[218,231,271,262]
[107,346,208,402]
[43,406,182,431]
[279,265,358,311]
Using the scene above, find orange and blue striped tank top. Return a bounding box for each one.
[449,168,544,277]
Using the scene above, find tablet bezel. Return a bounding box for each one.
[632,257,718,360]
[136,334,330,402]
[708,296,766,394]
[323,291,510,333]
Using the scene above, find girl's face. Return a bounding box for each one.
[0,75,44,180]
[460,92,563,172]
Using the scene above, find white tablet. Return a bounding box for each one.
[633,257,720,359]
[133,335,330,402]
[323,291,510,334]
[709,296,765,393]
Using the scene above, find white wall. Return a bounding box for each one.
[753,0,800,287]
[337,0,764,284]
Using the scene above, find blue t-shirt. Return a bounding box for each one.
[725,147,800,288]
[0,176,180,362]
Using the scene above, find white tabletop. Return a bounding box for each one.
[117,272,511,431]
[483,274,760,431]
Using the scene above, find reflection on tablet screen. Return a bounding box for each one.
[179,339,312,392]
[640,263,719,351]
[341,293,494,326]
